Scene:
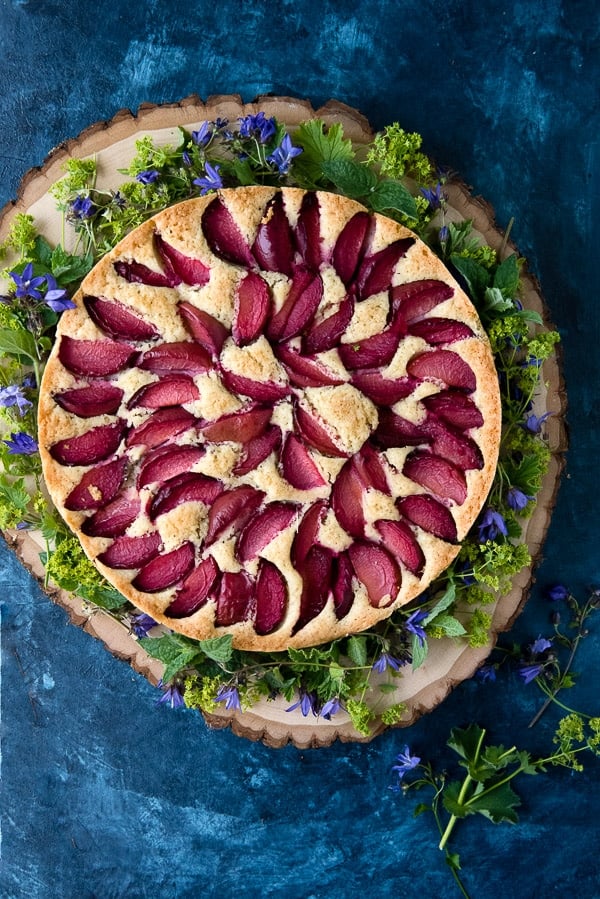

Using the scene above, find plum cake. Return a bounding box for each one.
[38,186,501,651]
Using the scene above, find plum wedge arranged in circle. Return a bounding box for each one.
[38,186,501,651]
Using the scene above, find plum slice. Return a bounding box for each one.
[280,433,327,490]
[403,450,468,504]
[295,191,326,270]
[406,349,477,392]
[332,211,372,287]
[58,336,136,377]
[267,266,323,342]
[374,519,425,576]
[54,383,124,419]
[331,458,368,538]
[201,405,271,443]
[126,407,196,449]
[220,368,291,403]
[423,418,484,471]
[215,571,256,626]
[422,389,484,431]
[251,191,295,276]
[148,472,224,520]
[348,541,401,608]
[138,341,212,375]
[97,532,162,569]
[292,546,334,634]
[355,238,415,300]
[64,457,127,511]
[232,425,281,476]
[232,271,272,346]
[354,443,391,495]
[204,486,266,546]
[374,410,431,449]
[83,296,160,342]
[294,402,350,458]
[303,295,354,354]
[137,444,205,489]
[201,196,255,267]
[332,551,355,620]
[49,420,126,467]
[81,490,141,538]
[236,501,299,563]
[275,343,345,388]
[409,317,475,345]
[165,556,220,619]
[338,320,405,371]
[396,494,458,543]
[113,259,177,288]
[351,369,418,405]
[154,231,210,287]
[177,302,228,356]
[255,560,288,635]
[390,279,454,322]
[291,499,328,567]
[127,375,200,410]
[132,541,195,593]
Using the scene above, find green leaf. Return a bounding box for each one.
[139,633,203,683]
[483,286,515,316]
[197,635,234,665]
[442,781,474,819]
[411,633,428,670]
[77,583,127,611]
[431,614,467,638]
[34,235,54,267]
[369,179,418,219]
[0,327,38,364]
[424,582,456,623]
[50,245,94,283]
[413,802,430,818]
[447,723,486,767]
[493,254,520,296]
[466,779,522,824]
[321,159,378,199]
[445,851,462,873]
[450,255,491,302]
[346,634,368,667]
[292,120,355,186]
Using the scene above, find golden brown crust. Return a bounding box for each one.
[38,186,501,651]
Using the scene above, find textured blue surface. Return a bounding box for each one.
[1,2,599,897]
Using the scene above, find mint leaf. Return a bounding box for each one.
[34,235,54,267]
[493,253,520,296]
[425,582,456,623]
[321,159,378,198]
[431,614,467,638]
[450,255,491,303]
[77,583,126,611]
[139,633,203,683]
[370,180,418,219]
[483,286,515,316]
[198,635,234,665]
[411,633,428,670]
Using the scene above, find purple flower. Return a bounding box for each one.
[438,224,449,243]
[506,486,533,511]
[522,411,551,434]
[286,689,317,717]
[477,508,508,542]
[405,608,428,647]
[372,651,404,673]
[0,384,32,414]
[215,685,242,711]
[191,121,213,147]
[193,161,223,195]
[130,612,157,638]
[267,133,303,174]
[238,111,277,143]
[9,262,46,300]
[21,372,36,389]
[518,662,542,685]
[320,697,343,720]
[155,680,185,709]
[43,275,76,312]
[136,169,160,185]
[70,195,95,219]
[476,663,497,682]
[420,182,444,210]
[529,635,553,655]
[392,746,421,781]
[3,431,38,455]
[182,150,192,166]
[545,583,569,602]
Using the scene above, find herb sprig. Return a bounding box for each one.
[0,115,560,735]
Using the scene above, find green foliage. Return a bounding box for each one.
[44,534,126,610]
[365,123,434,182]
[291,119,355,187]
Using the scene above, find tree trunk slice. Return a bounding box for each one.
[0,95,567,749]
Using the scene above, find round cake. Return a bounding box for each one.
[38,185,501,651]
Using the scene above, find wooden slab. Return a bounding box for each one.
[0,95,567,748]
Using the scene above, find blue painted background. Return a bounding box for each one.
[1,1,598,897]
